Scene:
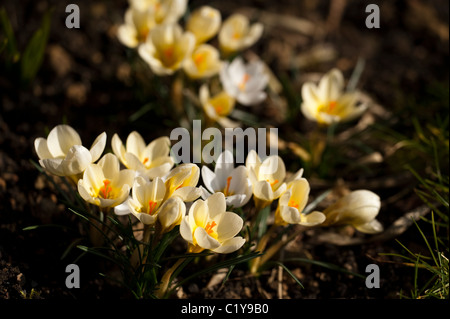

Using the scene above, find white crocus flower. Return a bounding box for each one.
[180,192,246,254]
[117,4,157,48]
[201,150,252,209]
[318,190,383,234]
[115,175,185,232]
[218,13,263,55]
[77,153,135,208]
[138,23,195,76]
[199,84,239,128]
[129,0,187,25]
[111,131,174,179]
[34,124,106,178]
[186,5,221,44]
[301,68,368,125]
[183,44,223,79]
[163,163,202,202]
[220,56,268,106]
[245,150,289,211]
[275,179,325,226]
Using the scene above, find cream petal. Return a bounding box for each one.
[143,136,171,161]
[126,131,146,159]
[114,200,132,216]
[236,90,267,106]
[62,145,92,175]
[158,196,185,229]
[89,132,107,163]
[180,216,193,243]
[288,178,310,213]
[40,158,64,176]
[355,219,383,234]
[259,155,285,182]
[34,137,52,160]
[280,205,301,224]
[201,165,217,194]
[319,68,344,102]
[299,211,326,226]
[124,152,146,172]
[77,180,96,203]
[206,192,226,219]
[214,150,235,185]
[212,236,245,254]
[47,125,82,158]
[245,149,261,173]
[216,211,243,241]
[200,186,213,201]
[82,164,104,192]
[111,134,127,165]
[191,199,208,227]
[194,227,221,250]
[253,180,274,201]
[172,186,202,202]
[98,153,120,180]
[117,24,139,48]
[225,194,248,208]
[272,182,287,199]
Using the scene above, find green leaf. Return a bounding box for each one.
[0,7,19,63]
[20,8,52,84]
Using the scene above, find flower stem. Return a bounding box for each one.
[155,257,186,299]
[250,224,278,274]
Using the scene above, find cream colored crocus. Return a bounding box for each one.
[34,124,106,179]
[180,192,246,254]
[117,4,157,48]
[111,131,174,179]
[115,175,185,232]
[301,68,368,125]
[245,150,287,211]
[218,13,263,55]
[318,190,383,234]
[130,0,187,25]
[77,153,135,208]
[199,84,239,128]
[219,56,268,106]
[186,6,221,44]
[201,150,252,208]
[138,23,195,76]
[183,44,223,79]
[163,163,202,202]
[274,179,325,226]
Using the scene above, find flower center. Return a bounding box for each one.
[138,27,150,42]
[162,46,175,66]
[232,31,242,39]
[319,100,338,115]
[99,179,113,199]
[288,199,299,209]
[267,179,279,189]
[238,73,251,91]
[204,221,217,235]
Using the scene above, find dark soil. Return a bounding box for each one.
[0,0,448,301]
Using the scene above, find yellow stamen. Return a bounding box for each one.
[194,53,205,66]
[204,221,217,235]
[238,73,250,91]
[232,32,241,39]
[99,180,113,199]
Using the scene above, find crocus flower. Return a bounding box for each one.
[274,179,325,226]
[117,4,157,48]
[201,150,252,208]
[115,175,185,232]
[138,23,195,75]
[218,13,263,55]
[186,5,221,45]
[300,68,368,125]
[245,150,287,210]
[199,84,239,128]
[318,190,383,234]
[34,124,106,178]
[111,131,174,179]
[219,56,268,106]
[77,153,135,208]
[163,163,202,202]
[180,192,246,254]
[129,0,187,25]
[183,44,223,79]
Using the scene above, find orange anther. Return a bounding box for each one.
[143,157,149,165]
[328,101,337,112]
[238,73,250,91]
[224,176,232,196]
[148,200,157,215]
[194,53,205,66]
[100,180,112,199]
[205,221,217,235]
[266,179,279,188]
[288,200,299,209]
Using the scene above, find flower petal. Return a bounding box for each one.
[212,236,245,254]
[194,227,221,250]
